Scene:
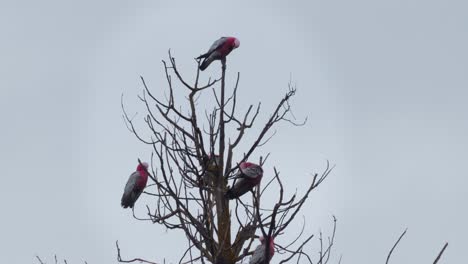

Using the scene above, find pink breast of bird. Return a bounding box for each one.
[219,37,237,55]
[136,166,149,189]
[269,239,275,258]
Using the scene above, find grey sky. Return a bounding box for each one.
[1,0,466,263]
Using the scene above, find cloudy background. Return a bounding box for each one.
[1,0,466,263]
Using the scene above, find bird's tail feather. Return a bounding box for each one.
[199,57,214,71]
[196,52,209,60]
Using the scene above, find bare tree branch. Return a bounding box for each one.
[385,228,407,264]
[433,242,448,264]
[116,241,160,264]
[36,256,45,264]
[121,51,333,264]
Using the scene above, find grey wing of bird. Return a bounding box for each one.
[249,244,266,264]
[124,171,140,194]
[207,37,227,53]
[121,171,140,207]
[241,165,263,179]
[198,37,227,59]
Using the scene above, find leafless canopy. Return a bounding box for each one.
[119,51,334,264]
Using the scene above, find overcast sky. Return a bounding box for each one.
[1,0,467,263]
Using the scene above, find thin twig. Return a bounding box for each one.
[386,228,407,264]
[433,242,448,264]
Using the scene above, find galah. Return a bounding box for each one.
[225,162,263,199]
[197,37,240,71]
[250,236,275,264]
[121,162,149,209]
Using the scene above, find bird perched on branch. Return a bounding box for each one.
[121,162,149,208]
[250,236,275,264]
[226,162,263,199]
[197,37,240,71]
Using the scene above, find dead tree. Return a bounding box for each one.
[119,51,335,264]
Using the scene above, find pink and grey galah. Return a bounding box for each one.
[197,37,240,71]
[225,161,263,199]
[249,236,275,264]
[121,162,149,209]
